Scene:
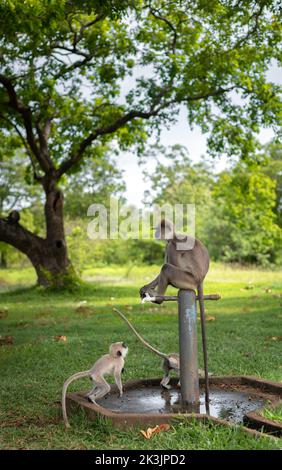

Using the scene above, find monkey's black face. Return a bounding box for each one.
[155,228,173,241]
[154,220,174,241]
[121,343,129,358]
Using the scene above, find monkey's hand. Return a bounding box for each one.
[139,285,148,299]
[140,286,160,301]
[140,289,164,305]
[119,390,123,398]
[88,395,96,404]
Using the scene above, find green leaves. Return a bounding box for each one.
[208,160,281,265]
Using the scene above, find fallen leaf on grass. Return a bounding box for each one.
[0,308,8,319]
[54,335,67,342]
[206,316,216,321]
[0,335,13,345]
[265,336,282,342]
[75,305,93,315]
[242,307,250,313]
[35,310,53,320]
[243,352,253,358]
[37,319,54,327]
[140,424,170,439]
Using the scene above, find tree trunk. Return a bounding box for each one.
[0,185,78,288]
[0,250,7,268]
[40,185,77,287]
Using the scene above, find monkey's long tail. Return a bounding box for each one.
[62,370,90,428]
[198,283,210,409]
[113,307,167,360]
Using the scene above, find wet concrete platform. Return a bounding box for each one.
[66,376,282,432]
[98,386,265,424]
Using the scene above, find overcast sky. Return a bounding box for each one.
[117,63,281,207]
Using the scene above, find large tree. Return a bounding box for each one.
[0,0,281,286]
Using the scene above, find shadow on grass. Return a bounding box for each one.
[0,281,140,301]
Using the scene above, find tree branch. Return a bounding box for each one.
[57,107,161,177]
[73,13,104,48]
[0,74,53,174]
[53,45,90,58]
[149,7,178,54]
[51,13,105,79]
[183,85,237,103]
[235,1,267,48]
[35,119,52,163]
[0,113,43,182]
[52,53,95,79]
[57,84,235,178]
[0,216,45,258]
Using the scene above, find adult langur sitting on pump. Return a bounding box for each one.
[139,219,210,404]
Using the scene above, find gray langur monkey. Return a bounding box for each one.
[140,219,209,302]
[62,342,128,428]
[139,219,210,404]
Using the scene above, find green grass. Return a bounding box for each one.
[262,404,282,425]
[0,263,281,450]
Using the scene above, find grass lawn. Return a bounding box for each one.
[0,263,281,450]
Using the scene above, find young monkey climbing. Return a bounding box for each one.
[113,307,178,389]
[113,308,209,390]
[62,342,128,428]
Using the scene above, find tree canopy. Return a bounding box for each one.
[1,0,281,182]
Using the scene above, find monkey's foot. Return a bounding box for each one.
[160,383,172,390]
[160,376,172,389]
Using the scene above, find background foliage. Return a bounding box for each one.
[1,141,281,269]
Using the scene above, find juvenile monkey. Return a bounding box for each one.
[62,342,128,428]
[113,307,207,390]
[139,219,210,402]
